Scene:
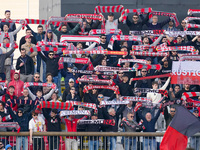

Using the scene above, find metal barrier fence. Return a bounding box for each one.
[0,132,199,150]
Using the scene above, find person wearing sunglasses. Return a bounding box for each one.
[120,112,142,150]
[28,72,43,95]
[125,10,150,31]
[38,50,62,93]
[29,110,46,150]
[7,102,36,150]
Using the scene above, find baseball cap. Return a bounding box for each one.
[47,29,52,33]
[69,78,74,83]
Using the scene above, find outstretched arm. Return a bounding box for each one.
[43,88,56,100]
[27,87,36,100]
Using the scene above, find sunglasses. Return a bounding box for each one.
[49,54,54,56]
[133,17,138,19]
[118,73,124,74]
[34,76,40,78]
[18,112,22,113]
[101,38,106,39]
[170,111,176,112]
[33,115,38,116]
[194,111,199,113]
[130,116,134,118]
[141,71,147,72]
[71,89,75,90]
[98,96,104,98]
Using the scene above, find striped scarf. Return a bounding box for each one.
[46,17,82,29]
[188,9,200,15]
[156,46,196,53]
[60,110,91,116]
[0,19,25,29]
[179,55,200,61]
[135,63,161,70]
[132,45,156,51]
[89,29,122,35]
[36,101,73,111]
[62,57,89,64]
[131,73,171,81]
[122,96,151,103]
[165,31,200,37]
[37,41,69,47]
[186,23,200,29]
[71,69,115,75]
[184,17,200,23]
[83,85,120,95]
[5,99,39,109]
[130,51,169,57]
[77,75,113,85]
[63,50,127,55]
[122,8,152,23]
[181,92,200,101]
[108,35,141,49]
[129,30,164,36]
[100,100,130,106]
[0,122,20,133]
[150,11,179,27]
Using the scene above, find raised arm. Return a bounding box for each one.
[160,77,171,90]
[12,24,22,35]
[27,87,36,100]
[43,88,56,100]
[50,23,61,37]
[38,51,47,62]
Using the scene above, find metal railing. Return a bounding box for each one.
[0,132,199,150]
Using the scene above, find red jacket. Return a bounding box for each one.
[63,118,79,139]
[8,74,24,98]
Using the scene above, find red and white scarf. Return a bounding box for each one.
[156,46,196,53]
[150,11,179,27]
[60,110,91,116]
[100,100,130,106]
[108,35,141,49]
[0,19,25,29]
[135,88,168,97]
[83,85,120,95]
[89,29,122,35]
[62,57,89,64]
[77,75,113,84]
[181,92,200,101]
[186,23,200,29]
[188,9,200,15]
[131,73,171,81]
[46,17,82,29]
[179,55,200,61]
[37,41,69,47]
[79,119,115,126]
[184,17,200,23]
[129,30,164,36]
[122,96,151,103]
[71,69,115,76]
[130,51,169,57]
[135,63,161,70]
[0,122,20,133]
[122,8,152,23]
[132,45,156,51]
[60,35,100,44]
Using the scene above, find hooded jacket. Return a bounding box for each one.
[8,72,24,98]
[2,91,18,111]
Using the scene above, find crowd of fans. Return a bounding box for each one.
[0,7,199,150]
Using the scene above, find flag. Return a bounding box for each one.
[160,106,200,150]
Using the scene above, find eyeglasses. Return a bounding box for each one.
[98,96,104,98]
[34,76,40,78]
[194,111,199,113]
[141,71,147,72]
[18,112,22,113]
[170,111,176,112]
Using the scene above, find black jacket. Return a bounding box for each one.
[16,55,34,75]
[38,52,60,77]
[7,106,32,132]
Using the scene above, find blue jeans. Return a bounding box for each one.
[57,72,61,97]
[89,140,99,150]
[107,136,116,150]
[16,136,28,150]
[125,137,136,150]
[190,137,200,150]
[143,137,156,150]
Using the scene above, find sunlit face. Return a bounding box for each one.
[61,26,67,32]
[32,114,38,119]
[36,91,42,97]
[143,37,149,44]
[141,69,147,76]
[77,43,83,49]
[5,12,10,19]
[26,30,32,35]
[48,53,54,59]
[23,89,29,97]
[109,109,116,116]
[46,75,53,82]
[100,36,106,43]
[132,15,139,22]
[25,37,31,43]
[152,84,158,90]
[97,94,104,102]
[14,73,19,80]
[51,93,57,100]
[127,113,134,121]
[34,74,40,82]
